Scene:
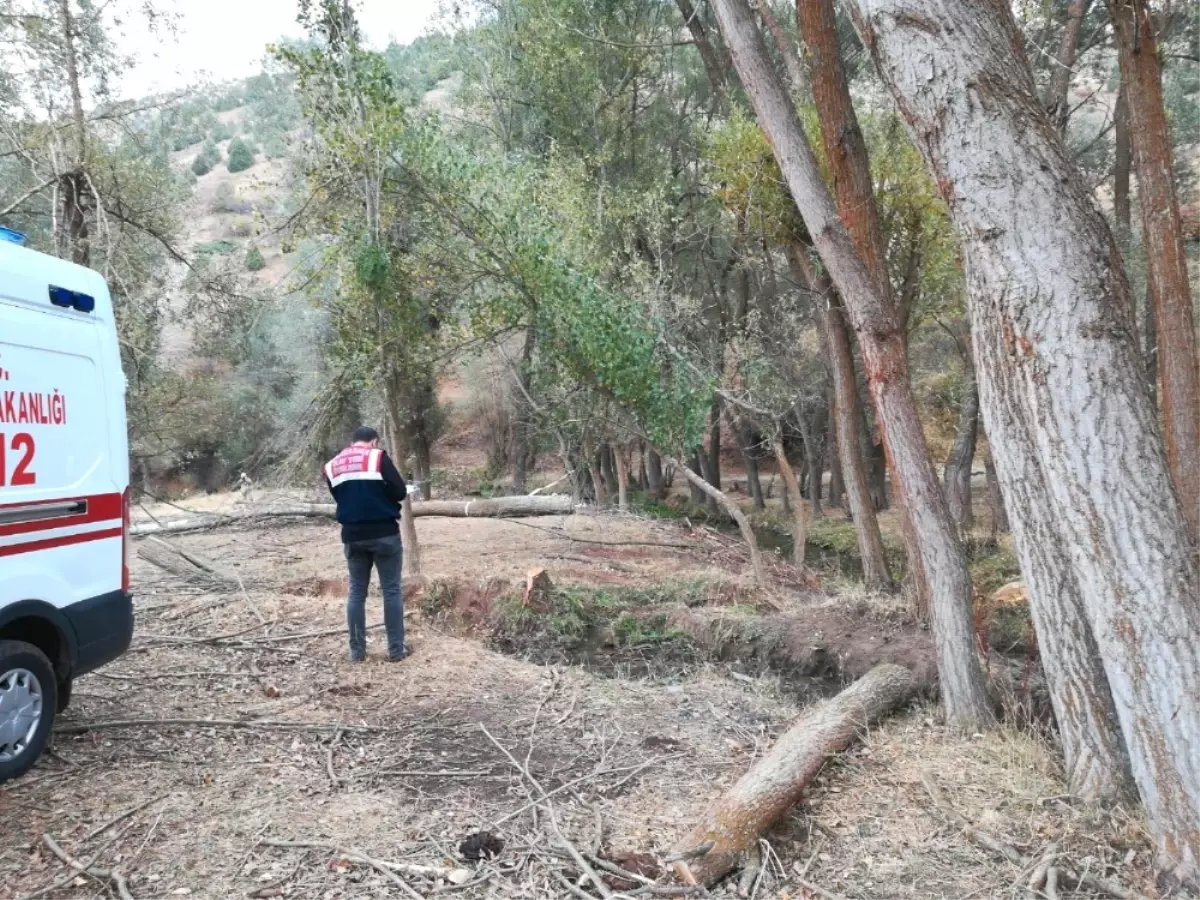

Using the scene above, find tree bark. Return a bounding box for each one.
[614,444,629,511]
[1043,0,1093,132]
[826,392,844,508]
[646,448,666,502]
[735,419,766,511]
[800,0,940,619]
[512,325,536,494]
[848,0,1200,879]
[667,455,769,590]
[671,664,918,886]
[754,0,807,92]
[943,350,979,537]
[715,0,994,728]
[797,406,825,518]
[982,442,1009,538]
[1113,81,1131,256]
[1108,0,1200,539]
[789,242,892,590]
[770,429,808,566]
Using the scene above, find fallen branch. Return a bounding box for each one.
[671,664,918,886]
[263,840,464,883]
[41,834,135,900]
[56,718,393,736]
[480,723,614,898]
[265,841,426,899]
[131,496,576,537]
[920,773,1147,900]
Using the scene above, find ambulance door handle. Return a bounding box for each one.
[0,499,87,526]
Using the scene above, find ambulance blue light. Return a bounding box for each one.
[49,285,74,307]
[0,227,25,245]
[72,292,95,312]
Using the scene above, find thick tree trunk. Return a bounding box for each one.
[667,455,769,590]
[789,242,892,590]
[400,496,421,576]
[771,431,808,566]
[1108,0,1200,539]
[1044,0,1092,131]
[671,664,918,886]
[848,0,1200,879]
[715,0,994,728]
[943,360,979,537]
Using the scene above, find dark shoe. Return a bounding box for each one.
[388,646,413,661]
[350,653,366,663]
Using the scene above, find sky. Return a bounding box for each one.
[116,0,444,98]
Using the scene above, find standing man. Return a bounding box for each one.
[324,426,410,661]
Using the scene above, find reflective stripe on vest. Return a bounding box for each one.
[324,444,384,488]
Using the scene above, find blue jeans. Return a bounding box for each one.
[344,534,405,659]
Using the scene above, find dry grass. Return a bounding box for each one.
[0,504,1161,900]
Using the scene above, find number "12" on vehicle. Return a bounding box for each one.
[0,433,36,486]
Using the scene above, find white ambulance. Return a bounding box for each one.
[0,228,133,782]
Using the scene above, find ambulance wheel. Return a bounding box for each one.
[0,641,57,783]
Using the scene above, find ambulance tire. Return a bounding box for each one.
[0,640,58,784]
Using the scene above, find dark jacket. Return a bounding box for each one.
[323,444,408,543]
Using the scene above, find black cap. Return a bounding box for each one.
[352,425,379,443]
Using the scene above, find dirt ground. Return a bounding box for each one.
[1,493,1163,900]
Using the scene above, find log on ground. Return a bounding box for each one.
[131,495,576,537]
[671,663,918,886]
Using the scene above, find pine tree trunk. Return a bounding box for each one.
[1044,0,1093,131]
[802,0,944,623]
[716,0,994,728]
[790,242,893,591]
[1108,0,1200,540]
[848,0,1200,879]
[672,665,918,886]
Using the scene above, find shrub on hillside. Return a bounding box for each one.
[211,181,251,214]
[245,246,265,271]
[227,137,255,173]
[210,121,233,142]
[191,141,221,177]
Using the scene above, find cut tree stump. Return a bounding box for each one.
[671,663,918,886]
[523,568,554,613]
[131,495,576,537]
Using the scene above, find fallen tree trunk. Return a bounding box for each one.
[671,664,918,886]
[132,496,576,537]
